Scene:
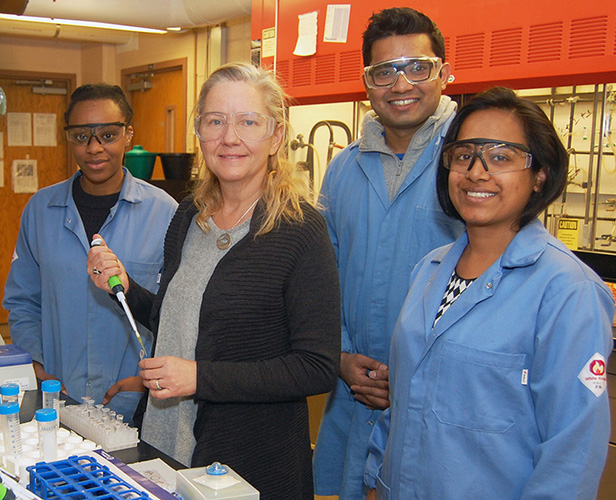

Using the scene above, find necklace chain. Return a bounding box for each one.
[228,197,260,231]
[216,198,260,250]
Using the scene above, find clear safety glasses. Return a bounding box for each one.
[442,139,533,175]
[64,122,127,146]
[363,56,443,89]
[194,112,277,142]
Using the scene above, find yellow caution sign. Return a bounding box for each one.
[557,218,579,250]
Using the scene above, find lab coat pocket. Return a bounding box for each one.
[432,340,526,433]
[123,260,161,293]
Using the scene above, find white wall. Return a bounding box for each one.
[288,100,370,193]
[0,35,83,76]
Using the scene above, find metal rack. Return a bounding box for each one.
[522,84,616,253]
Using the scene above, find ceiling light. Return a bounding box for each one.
[0,14,168,34]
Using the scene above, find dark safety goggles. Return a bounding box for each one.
[64,122,128,146]
[442,138,533,175]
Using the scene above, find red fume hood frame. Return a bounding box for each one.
[251,0,616,104]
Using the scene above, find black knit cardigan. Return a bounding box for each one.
[127,198,341,500]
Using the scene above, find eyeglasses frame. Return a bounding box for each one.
[64,121,128,146]
[363,56,444,89]
[442,138,533,175]
[194,112,278,143]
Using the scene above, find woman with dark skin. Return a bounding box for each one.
[365,87,613,500]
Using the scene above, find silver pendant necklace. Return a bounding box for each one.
[216,198,260,250]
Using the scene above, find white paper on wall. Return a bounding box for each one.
[262,27,276,58]
[293,11,318,57]
[7,112,32,147]
[12,158,38,193]
[33,113,58,147]
[324,4,351,43]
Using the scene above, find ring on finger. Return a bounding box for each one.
[93,266,101,275]
[154,379,162,390]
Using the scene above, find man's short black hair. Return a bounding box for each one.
[362,7,446,67]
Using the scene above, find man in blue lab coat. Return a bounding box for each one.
[312,8,463,499]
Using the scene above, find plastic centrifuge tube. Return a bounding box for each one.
[0,383,20,404]
[41,380,61,412]
[0,402,23,458]
[35,408,58,462]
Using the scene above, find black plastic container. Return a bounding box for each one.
[159,153,196,180]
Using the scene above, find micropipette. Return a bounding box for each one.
[91,238,147,360]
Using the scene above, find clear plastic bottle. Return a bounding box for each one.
[41,380,61,411]
[0,383,20,404]
[35,408,58,462]
[0,401,23,458]
[41,380,61,428]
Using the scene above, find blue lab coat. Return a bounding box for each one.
[313,110,463,498]
[365,220,614,499]
[4,169,177,421]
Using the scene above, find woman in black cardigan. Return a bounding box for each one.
[88,62,341,499]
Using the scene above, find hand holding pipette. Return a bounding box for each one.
[88,235,148,359]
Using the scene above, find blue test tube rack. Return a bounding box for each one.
[26,455,150,500]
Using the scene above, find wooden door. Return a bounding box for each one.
[0,72,75,324]
[123,59,187,180]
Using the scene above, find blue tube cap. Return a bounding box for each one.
[0,383,20,396]
[0,402,20,415]
[41,380,62,393]
[205,462,229,476]
[35,408,58,422]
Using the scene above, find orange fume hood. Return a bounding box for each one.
[251,0,616,104]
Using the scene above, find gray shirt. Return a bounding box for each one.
[141,215,250,466]
[360,95,457,201]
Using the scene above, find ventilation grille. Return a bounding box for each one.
[339,50,363,82]
[275,11,614,100]
[455,33,485,70]
[569,16,607,58]
[275,60,290,89]
[315,54,336,85]
[443,36,451,63]
[292,58,312,87]
[528,22,563,63]
[490,28,522,66]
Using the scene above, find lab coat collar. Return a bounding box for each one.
[430,218,549,270]
[358,96,455,156]
[47,167,143,208]
[425,218,549,341]
[355,98,455,208]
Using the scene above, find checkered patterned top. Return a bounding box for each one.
[433,269,475,327]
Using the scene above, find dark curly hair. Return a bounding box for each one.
[436,87,568,229]
[64,83,133,125]
[362,7,446,66]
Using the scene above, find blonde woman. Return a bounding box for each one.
[88,62,340,499]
